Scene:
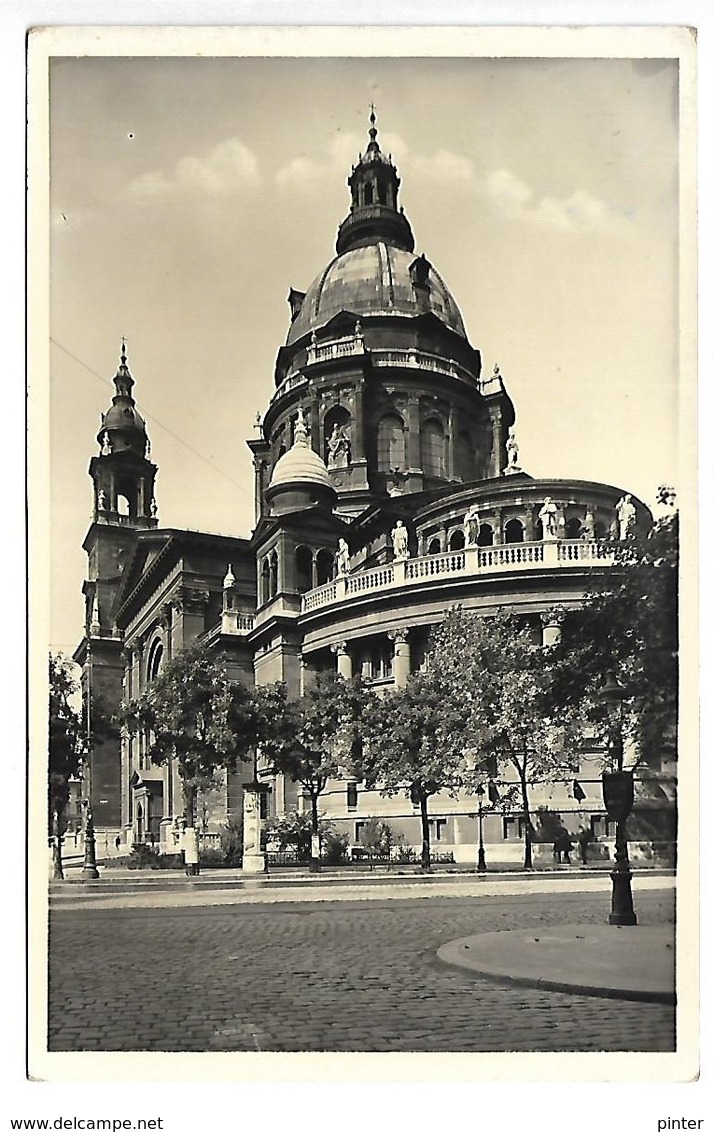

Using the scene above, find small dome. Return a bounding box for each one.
[268,411,332,491]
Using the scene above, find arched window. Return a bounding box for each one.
[594,521,607,538]
[565,517,582,539]
[477,523,494,547]
[146,639,164,684]
[295,546,314,594]
[535,519,544,540]
[268,552,279,600]
[116,494,130,517]
[421,418,446,479]
[456,430,476,482]
[316,548,334,586]
[427,537,442,555]
[505,519,525,544]
[261,558,271,604]
[377,413,406,473]
[449,529,466,551]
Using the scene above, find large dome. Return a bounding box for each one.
[286,242,467,346]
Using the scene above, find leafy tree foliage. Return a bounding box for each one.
[558,496,679,768]
[359,671,472,871]
[48,653,84,879]
[425,608,586,869]
[118,641,259,827]
[257,673,365,867]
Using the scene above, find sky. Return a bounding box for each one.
[47,50,681,657]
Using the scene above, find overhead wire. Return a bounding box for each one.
[49,336,253,498]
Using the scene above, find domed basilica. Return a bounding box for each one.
[75,113,650,863]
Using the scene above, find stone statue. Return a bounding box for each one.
[616,494,636,540]
[335,538,350,575]
[584,508,596,539]
[145,438,152,460]
[150,497,158,518]
[506,432,520,469]
[327,423,350,469]
[97,489,107,511]
[464,504,480,545]
[538,497,559,539]
[391,519,409,559]
[101,432,111,456]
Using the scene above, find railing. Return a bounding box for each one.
[302,580,339,613]
[300,539,614,614]
[346,564,394,595]
[371,348,475,384]
[478,543,544,569]
[306,335,366,366]
[406,549,465,579]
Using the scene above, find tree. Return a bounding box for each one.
[359,670,472,872]
[118,641,260,830]
[557,494,679,769]
[257,673,365,872]
[48,654,84,880]
[426,608,586,870]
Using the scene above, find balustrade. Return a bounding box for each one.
[300,539,614,615]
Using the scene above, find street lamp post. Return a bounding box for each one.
[597,674,637,926]
[475,785,487,872]
[81,800,99,880]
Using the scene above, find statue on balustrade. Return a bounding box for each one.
[616,494,636,539]
[391,520,410,559]
[97,489,107,511]
[504,431,521,474]
[100,432,111,456]
[335,538,350,575]
[327,423,350,469]
[464,504,480,546]
[538,497,559,539]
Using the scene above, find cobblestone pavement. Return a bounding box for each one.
[48,889,676,1054]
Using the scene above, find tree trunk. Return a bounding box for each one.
[519,768,533,870]
[50,810,65,881]
[309,792,320,873]
[183,779,196,828]
[50,836,64,881]
[419,793,432,872]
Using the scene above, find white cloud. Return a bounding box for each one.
[411,149,478,188]
[129,138,260,199]
[485,167,627,233]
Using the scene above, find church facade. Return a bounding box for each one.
[74,114,652,862]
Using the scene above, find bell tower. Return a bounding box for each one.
[74,341,159,829]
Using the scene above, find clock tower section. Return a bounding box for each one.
[73,342,158,830]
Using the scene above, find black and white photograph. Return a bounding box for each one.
[24,21,700,1095]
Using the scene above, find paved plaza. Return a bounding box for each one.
[47,881,676,1054]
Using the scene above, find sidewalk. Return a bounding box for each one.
[437,922,675,1005]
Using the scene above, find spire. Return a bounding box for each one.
[293,406,309,446]
[336,109,414,256]
[96,339,148,457]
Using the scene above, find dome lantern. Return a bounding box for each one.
[336,108,414,256]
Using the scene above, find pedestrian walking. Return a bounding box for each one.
[555,828,573,864]
[576,825,592,865]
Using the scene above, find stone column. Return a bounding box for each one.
[406,395,421,470]
[300,655,317,695]
[352,383,365,461]
[488,406,505,477]
[446,405,456,479]
[242,783,267,874]
[331,641,353,680]
[389,629,411,688]
[524,504,535,542]
[540,610,564,647]
[493,507,504,545]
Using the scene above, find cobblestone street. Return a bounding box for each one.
[48,887,676,1053]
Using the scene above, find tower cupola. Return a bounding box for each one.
[336,108,415,255]
[97,338,149,458]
